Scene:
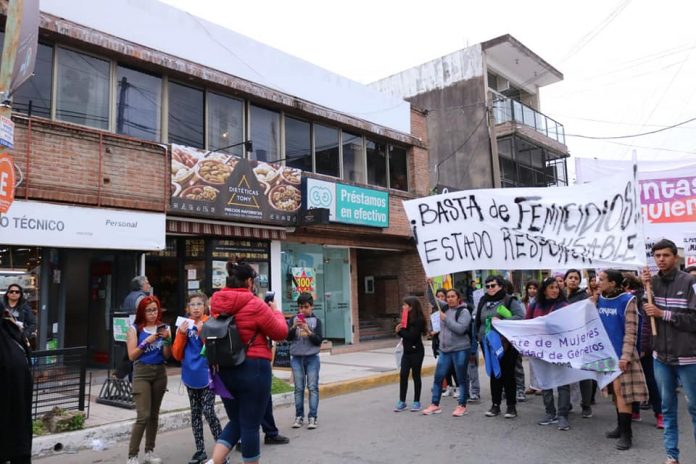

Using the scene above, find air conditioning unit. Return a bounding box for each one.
[497,79,510,92]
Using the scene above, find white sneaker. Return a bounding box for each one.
[442,386,453,397]
[307,417,318,429]
[127,457,139,464]
[453,387,460,397]
[143,451,162,464]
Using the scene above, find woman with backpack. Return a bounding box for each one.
[422,288,472,417]
[207,261,288,464]
[476,275,524,419]
[126,296,171,464]
[172,292,222,464]
[393,296,428,413]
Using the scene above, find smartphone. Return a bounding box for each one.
[264,291,275,303]
[157,323,168,333]
[297,313,305,322]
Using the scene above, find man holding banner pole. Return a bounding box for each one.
[641,238,696,464]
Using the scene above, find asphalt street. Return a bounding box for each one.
[37,376,693,464]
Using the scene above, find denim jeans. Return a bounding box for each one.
[291,354,320,418]
[543,384,570,417]
[218,358,272,462]
[431,349,470,406]
[654,359,696,461]
[468,357,480,396]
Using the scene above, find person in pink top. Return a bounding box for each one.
[206,260,288,464]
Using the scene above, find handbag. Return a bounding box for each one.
[394,339,404,369]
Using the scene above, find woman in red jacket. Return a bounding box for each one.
[207,261,288,464]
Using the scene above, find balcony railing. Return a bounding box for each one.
[491,91,565,145]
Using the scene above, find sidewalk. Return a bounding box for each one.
[32,342,436,457]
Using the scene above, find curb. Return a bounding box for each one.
[32,363,432,458]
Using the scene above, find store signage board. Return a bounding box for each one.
[0,200,165,250]
[0,152,16,212]
[0,117,14,149]
[170,144,301,225]
[305,178,389,228]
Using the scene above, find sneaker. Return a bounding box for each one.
[581,406,593,418]
[453,386,460,398]
[557,416,571,431]
[189,451,208,464]
[452,405,468,417]
[442,386,453,397]
[264,434,290,444]
[663,457,679,464]
[525,387,539,395]
[538,414,559,425]
[394,401,408,412]
[504,405,517,418]
[291,416,304,428]
[143,451,162,464]
[307,417,318,429]
[656,413,665,429]
[632,411,642,422]
[516,391,527,402]
[422,404,442,415]
[485,405,501,417]
[468,393,480,403]
[410,401,422,412]
[127,458,139,464]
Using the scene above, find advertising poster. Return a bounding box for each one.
[170,144,302,225]
[291,267,316,301]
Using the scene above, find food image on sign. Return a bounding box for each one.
[170,144,302,224]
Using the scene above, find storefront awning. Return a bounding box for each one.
[166,219,286,240]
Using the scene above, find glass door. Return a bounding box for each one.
[322,247,351,344]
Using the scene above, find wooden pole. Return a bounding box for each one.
[644,269,658,336]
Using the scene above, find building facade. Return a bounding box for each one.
[371,34,570,291]
[0,0,430,361]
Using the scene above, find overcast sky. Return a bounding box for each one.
[160,0,696,177]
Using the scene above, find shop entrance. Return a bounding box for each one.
[356,249,403,342]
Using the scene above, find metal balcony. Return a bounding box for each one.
[491,91,565,145]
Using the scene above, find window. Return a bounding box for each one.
[207,92,244,156]
[168,82,204,148]
[56,48,110,129]
[284,117,312,171]
[314,124,339,177]
[250,105,280,162]
[342,131,365,183]
[366,139,387,187]
[116,65,161,141]
[388,145,408,191]
[12,43,53,118]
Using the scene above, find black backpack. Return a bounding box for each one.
[201,314,257,367]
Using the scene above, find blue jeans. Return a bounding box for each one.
[291,354,320,418]
[654,359,696,461]
[218,358,272,462]
[432,349,470,406]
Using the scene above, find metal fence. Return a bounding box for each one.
[31,347,91,421]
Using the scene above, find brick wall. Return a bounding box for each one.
[9,116,168,211]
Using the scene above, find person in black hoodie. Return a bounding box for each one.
[0,308,33,464]
[393,296,428,412]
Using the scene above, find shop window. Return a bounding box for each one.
[207,92,244,156]
[10,41,53,118]
[342,131,365,183]
[250,105,280,162]
[285,117,312,172]
[366,139,387,187]
[168,82,205,148]
[315,124,339,177]
[56,48,110,129]
[116,65,161,141]
[388,145,408,191]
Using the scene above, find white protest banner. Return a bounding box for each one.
[576,158,696,243]
[684,233,696,268]
[493,300,621,389]
[403,168,645,277]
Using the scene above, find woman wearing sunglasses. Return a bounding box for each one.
[475,275,524,419]
[2,284,36,342]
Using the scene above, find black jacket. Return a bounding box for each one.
[650,267,696,364]
[397,317,425,354]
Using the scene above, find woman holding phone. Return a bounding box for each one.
[126,296,171,464]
